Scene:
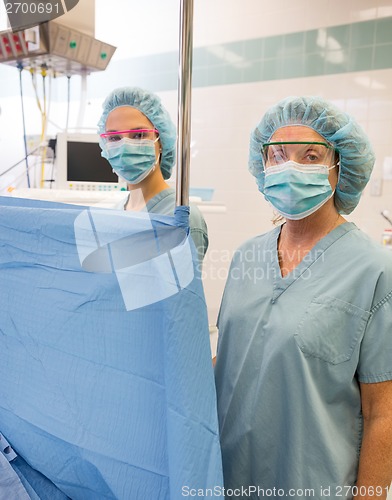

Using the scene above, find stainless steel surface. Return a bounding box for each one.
[175,0,194,207]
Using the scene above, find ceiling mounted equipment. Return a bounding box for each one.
[0,21,116,76]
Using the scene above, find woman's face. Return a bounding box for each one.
[105,106,161,161]
[268,126,339,190]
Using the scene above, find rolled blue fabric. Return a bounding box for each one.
[0,196,223,499]
[11,456,70,500]
[0,452,31,500]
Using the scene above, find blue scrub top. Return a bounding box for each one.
[215,222,392,498]
[116,188,208,262]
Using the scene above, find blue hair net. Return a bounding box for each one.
[249,96,375,214]
[98,87,176,180]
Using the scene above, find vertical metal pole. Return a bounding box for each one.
[176,0,194,207]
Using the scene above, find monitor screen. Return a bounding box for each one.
[55,132,125,190]
[67,141,117,183]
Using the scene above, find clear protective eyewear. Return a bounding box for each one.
[100,128,159,145]
[262,141,337,169]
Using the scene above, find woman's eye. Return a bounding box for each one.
[270,152,285,163]
[130,132,144,140]
[108,135,121,142]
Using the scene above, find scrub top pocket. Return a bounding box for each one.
[294,295,370,365]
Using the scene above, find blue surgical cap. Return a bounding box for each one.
[98,87,176,180]
[249,96,375,214]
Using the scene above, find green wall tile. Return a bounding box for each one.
[351,20,375,47]
[305,30,320,53]
[142,54,160,75]
[263,58,282,80]
[327,24,350,47]
[348,47,373,72]
[145,76,161,92]
[375,18,392,44]
[153,71,176,92]
[157,52,178,73]
[323,49,349,74]
[126,56,149,75]
[206,45,227,66]
[193,47,209,68]
[192,67,209,87]
[224,64,243,85]
[207,65,226,86]
[280,54,305,79]
[244,38,264,60]
[373,43,392,70]
[304,53,324,77]
[224,40,244,59]
[264,35,283,58]
[283,32,304,55]
[242,60,263,83]
[116,16,392,91]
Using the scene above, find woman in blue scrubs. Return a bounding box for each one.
[214,96,392,499]
[98,86,208,263]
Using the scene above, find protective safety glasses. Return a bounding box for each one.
[262,141,336,169]
[100,128,159,145]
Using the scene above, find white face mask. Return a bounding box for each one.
[102,138,159,184]
[262,160,336,220]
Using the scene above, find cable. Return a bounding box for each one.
[48,158,56,188]
[66,75,71,131]
[0,159,40,195]
[31,66,43,188]
[40,65,48,188]
[381,210,392,227]
[30,65,48,188]
[0,146,41,179]
[17,63,31,188]
[76,72,87,130]
[47,69,52,122]
[48,138,57,189]
[31,67,43,114]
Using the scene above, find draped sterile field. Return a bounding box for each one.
[0,197,223,499]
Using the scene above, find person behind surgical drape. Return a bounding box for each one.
[214,96,392,499]
[98,86,208,263]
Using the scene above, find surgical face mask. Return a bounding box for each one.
[101,137,159,184]
[262,160,336,220]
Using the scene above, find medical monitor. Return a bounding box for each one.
[55,132,126,191]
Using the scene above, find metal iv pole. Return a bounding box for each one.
[175,0,194,207]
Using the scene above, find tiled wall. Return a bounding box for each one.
[87,17,392,93]
[1,0,392,328]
